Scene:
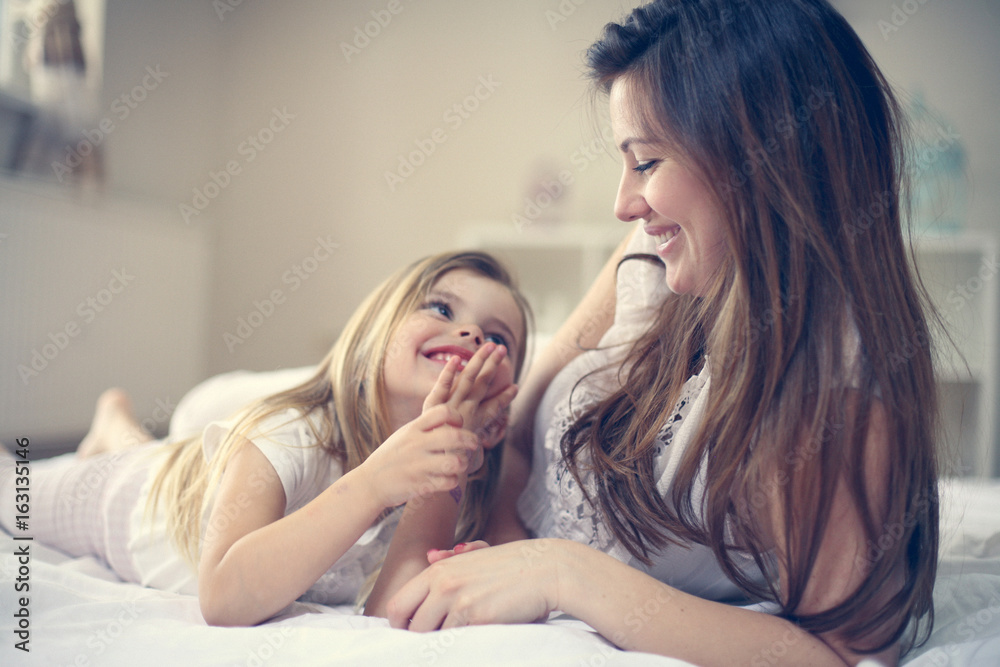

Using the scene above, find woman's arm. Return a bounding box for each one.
[484,225,636,545]
[386,537,860,667]
[387,399,901,666]
[197,405,477,626]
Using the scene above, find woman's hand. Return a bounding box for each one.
[357,403,478,509]
[386,539,559,630]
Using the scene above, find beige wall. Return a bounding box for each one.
[3,0,999,444]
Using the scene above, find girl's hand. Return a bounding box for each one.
[426,540,489,564]
[357,404,479,510]
[423,344,518,458]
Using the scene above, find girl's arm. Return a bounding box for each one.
[198,404,477,627]
[365,345,515,617]
[387,400,901,666]
[484,225,635,545]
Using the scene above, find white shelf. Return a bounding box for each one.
[459,222,624,337]
[912,230,999,477]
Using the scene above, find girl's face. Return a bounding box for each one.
[609,79,729,296]
[382,268,524,430]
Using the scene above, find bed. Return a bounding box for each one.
[2,477,999,666]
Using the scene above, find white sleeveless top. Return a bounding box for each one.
[128,370,401,606]
[518,224,765,603]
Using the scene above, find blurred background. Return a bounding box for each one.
[1,0,998,473]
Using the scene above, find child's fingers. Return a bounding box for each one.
[469,384,517,450]
[450,344,507,408]
[447,344,496,404]
[416,404,465,431]
[479,383,518,419]
[422,355,462,411]
[426,540,490,564]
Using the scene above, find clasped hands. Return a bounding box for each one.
[358,343,515,510]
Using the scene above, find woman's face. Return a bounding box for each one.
[609,79,729,296]
[382,268,524,431]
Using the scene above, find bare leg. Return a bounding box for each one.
[76,389,153,458]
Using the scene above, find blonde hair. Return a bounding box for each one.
[147,251,531,568]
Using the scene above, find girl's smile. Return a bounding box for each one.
[382,268,524,430]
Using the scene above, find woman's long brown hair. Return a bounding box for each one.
[565,0,939,654]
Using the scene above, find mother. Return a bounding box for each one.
[388,1,939,664]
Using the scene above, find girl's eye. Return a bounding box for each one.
[424,300,452,318]
[485,333,508,348]
[633,160,659,174]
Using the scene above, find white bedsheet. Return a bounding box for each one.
[1,478,999,666]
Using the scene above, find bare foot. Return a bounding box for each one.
[77,389,153,458]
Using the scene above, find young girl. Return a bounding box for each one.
[0,250,530,626]
[388,2,940,665]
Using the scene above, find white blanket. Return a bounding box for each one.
[2,478,999,666]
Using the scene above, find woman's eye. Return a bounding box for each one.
[485,333,508,347]
[633,160,659,174]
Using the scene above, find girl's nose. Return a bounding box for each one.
[458,326,483,347]
[614,171,650,222]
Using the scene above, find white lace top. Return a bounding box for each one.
[518,224,764,603]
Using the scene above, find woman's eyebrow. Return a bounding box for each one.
[619,136,654,153]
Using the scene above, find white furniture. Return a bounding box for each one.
[459,222,999,478]
[458,222,624,338]
[914,231,999,478]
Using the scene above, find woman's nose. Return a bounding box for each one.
[614,171,649,222]
[457,325,483,347]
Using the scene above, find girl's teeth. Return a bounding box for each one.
[430,353,468,368]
